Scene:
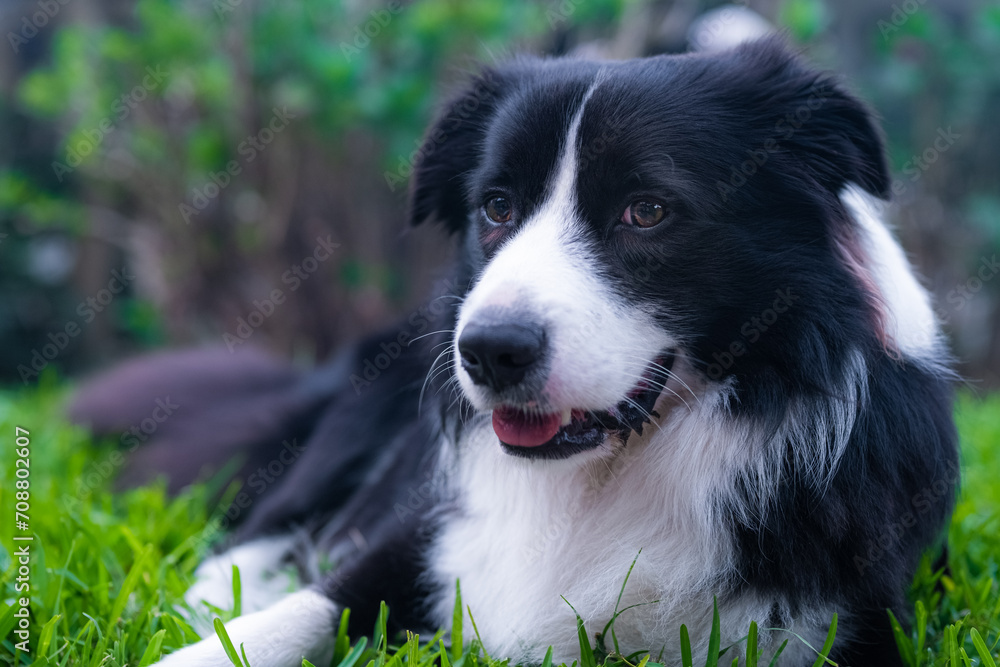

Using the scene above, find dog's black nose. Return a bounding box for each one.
[458,322,545,392]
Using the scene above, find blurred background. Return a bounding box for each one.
[1,0,998,387]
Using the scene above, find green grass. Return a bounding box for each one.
[1,380,998,666]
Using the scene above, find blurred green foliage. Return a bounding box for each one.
[779,0,830,42]
[4,0,629,227]
[0,0,628,373]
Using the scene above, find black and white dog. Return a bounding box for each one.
[71,38,958,667]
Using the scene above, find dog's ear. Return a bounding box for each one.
[724,37,891,198]
[407,68,508,233]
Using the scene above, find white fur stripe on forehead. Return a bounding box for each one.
[839,185,939,359]
[454,68,673,413]
[545,70,608,207]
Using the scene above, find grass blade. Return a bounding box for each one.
[970,628,997,667]
[680,625,693,667]
[767,640,789,667]
[407,631,419,666]
[374,601,389,656]
[213,618,245,667]
[0,604,17,648]
[705,597,721,667]
[335,636,369,667]
[561,596,596,667]
[138,629,167,666]
[162,612,201,643]
[888,610,915,667]
[747,620,758,667]
[606,550,642,655]
[36,614,61,657]
[452,580,463,662]
[809,613,837,667]
[467,606,492,662]
[333,608,351,664]
[914,601,927,666]
[232,565,242,618]
[946,625,959,667]
[108,547,149,626]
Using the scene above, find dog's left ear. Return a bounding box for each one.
[726,37,891,198]
[407,68,508,233]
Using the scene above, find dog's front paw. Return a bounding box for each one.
[152,589,338,667]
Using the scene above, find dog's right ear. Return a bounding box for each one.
[407,68,506,233]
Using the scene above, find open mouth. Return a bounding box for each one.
[492,352,675,459]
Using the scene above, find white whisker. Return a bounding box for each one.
[419,345,455,414]
[409,329,455,345]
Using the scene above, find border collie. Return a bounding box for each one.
[71,37,958,667]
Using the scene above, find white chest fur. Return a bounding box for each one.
[426,395,812,665]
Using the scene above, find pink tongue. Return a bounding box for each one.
[492,407,562,447]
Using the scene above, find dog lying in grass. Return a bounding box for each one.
[72,37,958,666]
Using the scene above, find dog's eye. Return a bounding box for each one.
[621,200,666,228]
[484,197,513,224]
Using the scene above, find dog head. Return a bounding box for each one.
[409,38,898,460]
